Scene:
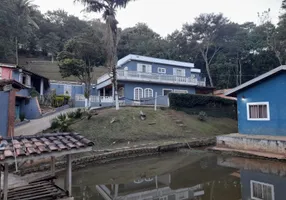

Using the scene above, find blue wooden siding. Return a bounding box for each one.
[23,97,41,119]
[16,88,29,97]
[120,60,199,77]
[50,83,97,99]
[121,81,196,100]
[0,92,9,137]
[12,70,20,81]
[240,169,286,200]
[237,72,286,136]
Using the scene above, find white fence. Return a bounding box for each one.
[75,95,114,103]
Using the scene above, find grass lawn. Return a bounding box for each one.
[70,107,237,149]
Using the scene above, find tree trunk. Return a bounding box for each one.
[205,62,214,87]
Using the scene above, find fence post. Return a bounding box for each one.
[154,92,157,111]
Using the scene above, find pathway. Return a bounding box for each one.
[15,108,77,136]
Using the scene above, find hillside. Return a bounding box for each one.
[70,107,238,149]
[19,58,109,82]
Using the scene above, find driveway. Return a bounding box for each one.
[15,108,77,136]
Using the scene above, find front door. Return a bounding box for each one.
[15,105,20,120]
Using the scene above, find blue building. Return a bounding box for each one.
[225,66,286,136]
[97,54,208,105]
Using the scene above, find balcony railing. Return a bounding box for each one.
[117,70,206,86]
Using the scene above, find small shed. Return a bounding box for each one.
[225,66,286,136]
[0,132,94,200]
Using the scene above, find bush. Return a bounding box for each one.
[51,113,71,132]
[52,95,71,108]
[74,108,82,119]
[198,111,207,121]
[30,88,40,98]
[67,111,75,119]
[19,113,25,122]
[51,119,60,129]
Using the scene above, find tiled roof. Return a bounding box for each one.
[0,133,94,162]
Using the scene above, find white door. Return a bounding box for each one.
[64,85,72,96]
[134,87,143,100]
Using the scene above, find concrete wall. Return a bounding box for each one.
[16,88,30,97]
[120,60,202,79]
[241,169,286,200]
[122,81,196,100]
[237,72,286,135]
[23,97,42,119]
[50,83,97,99]
[0,92,9,136]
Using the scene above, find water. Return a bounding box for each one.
[59,151,286,200]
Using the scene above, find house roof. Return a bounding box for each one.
[0,132,94,164]
[118,54,195,68]
[0,63,17,68]
[0,79,28,90]
[225,65,286,97]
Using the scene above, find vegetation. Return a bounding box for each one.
[1,1,286,89]
[69,107,237,149]
[19,113,25,122]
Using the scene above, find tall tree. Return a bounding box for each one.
[58,27,106,107]
[76,0,134,110]
[183,13,229,87]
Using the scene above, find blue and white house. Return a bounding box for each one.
[96,54,207,105]
[215,66,286,158]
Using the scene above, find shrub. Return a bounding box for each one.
[51,113,71,132]
[19,113,25,122]
[74,108,82,119]
[198,111,207,121]
[52,95,71,107]
[67,111,75,119]
[51,119,60,129]
[30,88,40,98]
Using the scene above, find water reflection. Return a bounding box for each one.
[68,152,286,200]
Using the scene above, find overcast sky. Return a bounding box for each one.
[33,0,283,36]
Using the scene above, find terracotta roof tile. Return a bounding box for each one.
[0,133,94,162]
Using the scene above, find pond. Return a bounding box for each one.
[58,151,284,200]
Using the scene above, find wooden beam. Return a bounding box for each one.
[51,157,55,176]
[65,154,72,197]
[3,163,8,200]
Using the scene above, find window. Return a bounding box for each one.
[173,68,186,77]
[158,67,166,74]
[159,196,168,200]
[144,88,153,98]
[163,89,173,96]
[134,87,143,100]
[251,181,274,200]
[174,90,188,94]
[247,102,270,121]
[137,64,152,73]
[0,67,2,79]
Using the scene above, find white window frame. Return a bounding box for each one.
[173,68,186,77]
[162,89,173,96]
[174,89,188,94]
[134,87,143,100]
[144,88,153,98]
[159,196,168,200]
[247,102,270,121]
[250,180,274,200]
[137,63,152,73]
[158,67,166,74]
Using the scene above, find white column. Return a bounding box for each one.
[112,84,115,99]
[40,78,44,96]
[154,92,158,111]
[65,154,72,197]
[103,87,106,97]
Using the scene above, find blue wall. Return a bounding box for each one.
[22,97,41,119]
[0,92,9,137]
[16,88,30,97]
[237,72,286,136]
[120,61,201,79]
[12,70,20,81]
[122,81,196,100]
[50,83,97,99]
[240,169,286,200]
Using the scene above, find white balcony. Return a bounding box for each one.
[97,70,206,87]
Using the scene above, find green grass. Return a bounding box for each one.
[70,107,238,149]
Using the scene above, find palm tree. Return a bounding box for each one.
[76,0,134,110]
[14,0,39,65]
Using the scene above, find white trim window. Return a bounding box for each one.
[247,102,270,121]
[137,63,152,73]
[251,180,274,200]
[134,87,143,100]
[144,88,153,98]
[162,89,173,96]
[0,67,2,79]
[158,67,166,74]
[173,68,186,77]
[174,89,188,94]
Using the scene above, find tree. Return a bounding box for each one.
[76,0,135,110]
[58,26,106,107]
[183,13,229,87]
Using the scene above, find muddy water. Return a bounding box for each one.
[58,151,286,200]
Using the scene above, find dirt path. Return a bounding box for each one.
[15,108,77,136]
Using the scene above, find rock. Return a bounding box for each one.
[148,122,156,125]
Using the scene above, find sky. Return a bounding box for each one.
[33,0,283,36]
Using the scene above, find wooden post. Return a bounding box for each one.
[65,154,72,197]
[0,166,2,197]
[51,156,55,176]
[114,184,118,198]
[154,92,157,111]
[3,163,8,200]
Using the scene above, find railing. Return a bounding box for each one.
[96,70,206,86]
[75,94,114,103]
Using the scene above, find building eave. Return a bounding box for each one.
[225,65,286,97]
